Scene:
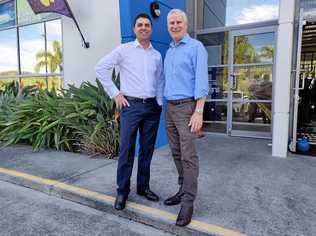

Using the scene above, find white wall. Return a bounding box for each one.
[272,0,296,157]
[62,0,121,87]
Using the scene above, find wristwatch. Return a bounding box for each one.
[195,108,203,114]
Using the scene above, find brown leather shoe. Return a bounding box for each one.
[176,205,193,227]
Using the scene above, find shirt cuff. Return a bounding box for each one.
[156,97,163,106]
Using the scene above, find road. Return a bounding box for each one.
[0,180,172,236]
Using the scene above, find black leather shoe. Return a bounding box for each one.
[137,189,159,202]
[164,190,182,206]
[114,195,127,210]
[176,205,193,227]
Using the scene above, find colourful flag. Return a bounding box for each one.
[27,0,73,18]
[27,0,90,48]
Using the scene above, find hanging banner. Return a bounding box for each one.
[26,0,73,18]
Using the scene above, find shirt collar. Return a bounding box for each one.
[170,34,190,47]
[134,39,153,49]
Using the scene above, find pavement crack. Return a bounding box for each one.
[54,161,116,185]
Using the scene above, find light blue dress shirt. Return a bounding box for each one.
[95,40,164,105]
[164,35,209,100]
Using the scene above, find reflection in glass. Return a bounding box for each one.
[233,66,273,100]
[198,32,228,65]
[46,20,63,73]
[197,0,279,29]
[232,102,272,132]
[0,78,19,90]
[0,0,15,28]
[21,77,47,89]
[203,101,227,133]
[19,23,45,74]
[0,28,18,75]
[47,76,63,90]
[234,33,275,64]
[17,0,58,26]
[208,67,228,99]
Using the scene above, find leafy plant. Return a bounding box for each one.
[0,73,120,158]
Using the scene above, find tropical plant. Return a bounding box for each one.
[234,36,257,64]
[260,46,274,60]
[35,40,63,73]
[0,72,120,158]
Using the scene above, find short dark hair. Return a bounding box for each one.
[133,13,152,27]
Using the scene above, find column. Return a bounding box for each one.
[272,0,296,157]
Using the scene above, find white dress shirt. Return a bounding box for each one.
[95,40,164,105]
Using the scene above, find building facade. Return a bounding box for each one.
[0,0,315,157]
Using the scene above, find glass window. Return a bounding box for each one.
[203,101,227,133]
[19,22,46,74]
[46,19,62,73]
[0,77,18,90]
[197,0,279,29]
[0,28,18,76]
[21,76,47,89]
[17,0,58,26]
[47,76,62,90]
[300,0,316,8]
[0,0,15,29]
[198,32,228,65]
[234,32,275,64]
[208,67,229,99]
[232,65,273,100]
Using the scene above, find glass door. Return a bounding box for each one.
[228,27,276,138]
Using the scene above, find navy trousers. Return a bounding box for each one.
[116,99,161,197]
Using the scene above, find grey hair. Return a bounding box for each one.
[167,9,188,23]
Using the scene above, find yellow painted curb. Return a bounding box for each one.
[0,167,246,236]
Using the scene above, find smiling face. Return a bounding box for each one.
[167,12,188,43]
[133,17,152,42]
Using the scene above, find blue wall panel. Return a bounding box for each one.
[119,0,186,149]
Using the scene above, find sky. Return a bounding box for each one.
[0,19,61,73]
[0,0,280,73]
[226,0,279,25]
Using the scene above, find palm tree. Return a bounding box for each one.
[35,40,63,73]
[234,36,257,64]
[260,46,274,60]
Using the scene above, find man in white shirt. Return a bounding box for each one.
[95,13,163,210]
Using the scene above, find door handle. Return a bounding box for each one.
[230,74,237,90]
[299,74,306,90]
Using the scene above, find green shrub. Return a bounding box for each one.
[0,76,120,158]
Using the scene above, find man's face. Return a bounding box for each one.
[167,12,187,42]
[133,17,152,41]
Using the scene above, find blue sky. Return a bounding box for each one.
[0,19,61,73]
[226,0,279,25]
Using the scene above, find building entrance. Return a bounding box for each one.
[290,9,316,155]
[198,26,276,138]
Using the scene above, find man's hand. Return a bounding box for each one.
[114,94,130,110]
[188,111,203,133]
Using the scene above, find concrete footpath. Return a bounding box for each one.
[0,135,316,236]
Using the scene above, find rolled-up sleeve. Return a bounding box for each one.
[194,43,209,100]
[95,46,122,98]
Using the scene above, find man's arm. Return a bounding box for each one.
[95,46,122,99]
[189,43,209,133]
[95,46,130,109]
[156,55,164,106]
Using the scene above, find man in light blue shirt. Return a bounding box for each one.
[95,13,164,211]
[163,9,209,227]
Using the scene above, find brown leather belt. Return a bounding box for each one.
[167,97,195,105]
[124,96,156,103]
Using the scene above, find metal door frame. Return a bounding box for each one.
[228,26,277,138]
